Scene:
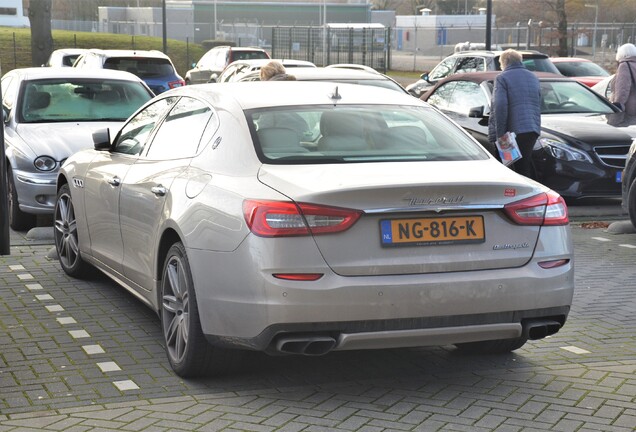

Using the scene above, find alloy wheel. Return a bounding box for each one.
[162,254,190,364]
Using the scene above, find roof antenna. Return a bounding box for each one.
[330,86,341,101]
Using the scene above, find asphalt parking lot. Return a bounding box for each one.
[1,203,635,431]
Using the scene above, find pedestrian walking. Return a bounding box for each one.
[611,43,636,116]
[488,49,541,179]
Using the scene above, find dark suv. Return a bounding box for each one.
[406,50,561,97]
[73,49,185,94]
[185,46,270,85]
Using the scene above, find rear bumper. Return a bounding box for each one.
[205,306,569,352]
[188,243,574,351]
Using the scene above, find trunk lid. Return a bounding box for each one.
[258,160,548,276]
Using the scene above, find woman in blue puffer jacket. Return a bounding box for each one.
[488,49,541,179]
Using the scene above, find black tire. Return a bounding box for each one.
[628,178,636,229]
[160,242,239,377]
[7,165,37,231]
[54,184,93,278]
[455,336,528,354]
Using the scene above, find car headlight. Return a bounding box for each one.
[539,138,593,163]
[34,156,57,171]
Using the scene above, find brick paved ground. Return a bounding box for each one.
[0,216,635,431]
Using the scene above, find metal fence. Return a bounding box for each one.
[271,26,391,71]
[47,18,636,72]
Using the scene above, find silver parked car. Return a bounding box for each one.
[55,82,574,377]
[1,67,154,230]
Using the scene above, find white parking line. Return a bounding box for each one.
[82,344,105,355]
[97,362,122,372]
[113,380,139,391]
[619,244,636,249]
[69,330,90,339]
[561,345,591,354]
[591,237,611,242]
[15,262,143,394]
[57,317,77,325]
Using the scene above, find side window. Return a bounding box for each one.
[113,97,178,155]
[426,82,457,110]
[455,57,485,74]
[446,81,488,114]
[220,64,239,82]
[428,57,457,81]
[145,97,212,160]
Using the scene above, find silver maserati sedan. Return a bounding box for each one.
[55,82,574,377]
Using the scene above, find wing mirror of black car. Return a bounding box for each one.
[468,106,490,126]
[92,128,111,151]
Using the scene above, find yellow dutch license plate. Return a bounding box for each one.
[380,215,485,247]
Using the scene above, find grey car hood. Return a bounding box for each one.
[14,122,120,160]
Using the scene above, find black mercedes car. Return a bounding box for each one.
[421,71,635,200]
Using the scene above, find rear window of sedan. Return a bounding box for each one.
[248,105,489,163]
[19,78,152,123]
[103,57,175,78]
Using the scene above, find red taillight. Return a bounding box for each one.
[243,200,362,237]
[503,191,569,226]
[169,80,185,89]
[273,273,324,281]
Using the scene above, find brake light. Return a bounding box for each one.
[503,191,568,226]
[243,200,362,237]
[169,80,185,89]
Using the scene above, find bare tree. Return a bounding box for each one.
[28,0,53,67]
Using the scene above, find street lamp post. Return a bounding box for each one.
[585,2,598,60]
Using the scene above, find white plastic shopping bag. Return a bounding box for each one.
[496,131,522,166]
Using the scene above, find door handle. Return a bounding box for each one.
[107,176,121,187]
[151,185,167,196]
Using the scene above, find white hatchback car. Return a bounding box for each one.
[1,67,154,230]
[55,82,574,377]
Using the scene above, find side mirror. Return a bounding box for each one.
[191,62,196,68]
[468,106,485,118]
[468,106,490,126]
[421,73,430,82]
[2,106,9,124]
[92,128,111,151]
